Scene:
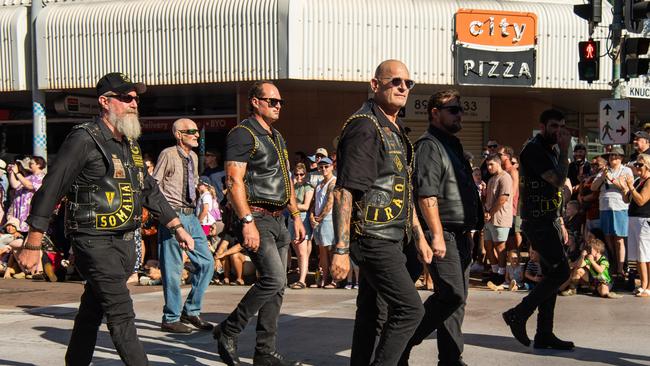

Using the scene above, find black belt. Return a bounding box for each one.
[71,231,135,241]
[173,207,195,215]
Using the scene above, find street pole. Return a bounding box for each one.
[612,0,624,99]
[31,1,47,160]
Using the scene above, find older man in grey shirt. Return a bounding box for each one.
[153,118,215,334]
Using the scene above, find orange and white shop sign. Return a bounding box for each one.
[455,9,537,48]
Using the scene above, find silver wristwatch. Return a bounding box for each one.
[240,213,254,224]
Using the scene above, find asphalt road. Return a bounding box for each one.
[0,280,648,366]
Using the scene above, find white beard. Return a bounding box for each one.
[109,110,141,140]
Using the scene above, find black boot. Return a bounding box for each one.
[213,326,240,366]
[502,308,530,346]
[253,351,302,366]
[533,333,575,350]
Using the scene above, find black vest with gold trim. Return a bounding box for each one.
[65,122,145,235]
[342,104,413,242]
[231,118,291,207]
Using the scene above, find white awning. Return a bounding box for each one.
[34,0,288,90]
[0,5,28,91]
[287,0,619,90]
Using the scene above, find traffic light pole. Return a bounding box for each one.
[612,0,625,99]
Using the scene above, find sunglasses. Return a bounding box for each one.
[106,94,140,104]
[439,105,464,115]
[295,173,305,177]
[317,164,332,170]
[377,77,415,90]
[179,129,200,135]
[487,144,498,148]
[634,162,645,168]
[258,97,285,108]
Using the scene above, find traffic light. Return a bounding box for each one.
[621,37,650,80]
[624,0,650,33]
[578,39,600,83]
[574,0,602,24]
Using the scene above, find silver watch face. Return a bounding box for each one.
[242,214,254,223]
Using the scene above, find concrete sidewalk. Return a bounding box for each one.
[0,284,648,365]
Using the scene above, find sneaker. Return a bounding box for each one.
[559,288,575,296]
[533,332,575,350]
[344,283,353,289]
[352,284,358,289]
[502,308,530,347]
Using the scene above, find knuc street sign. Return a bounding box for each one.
[624,85,650,99]
[599,99,630,145]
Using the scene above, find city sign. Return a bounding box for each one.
[454,9,537,86]
[599,99,630,144]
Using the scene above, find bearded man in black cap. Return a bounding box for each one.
[17,72,193,366]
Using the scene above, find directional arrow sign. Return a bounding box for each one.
[599,99,630,145]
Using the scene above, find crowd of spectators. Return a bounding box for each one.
[4,128,650,300]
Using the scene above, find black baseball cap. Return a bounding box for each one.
[573,143,587,152]
[96,72,146,96]
[634,130,650,140]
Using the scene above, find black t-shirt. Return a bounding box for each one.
[520,134,561,221]
[567,160,591,187]
[225,126,255,163]
[335,99,407,196]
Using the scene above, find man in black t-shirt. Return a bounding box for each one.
[331,59,432,366]
[213,80,306,366]
[502,109,575,351]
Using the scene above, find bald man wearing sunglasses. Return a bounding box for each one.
[19,72,193,365]
[332,59,432,366]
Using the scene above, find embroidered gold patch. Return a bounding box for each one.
[105,191,116,207]
[393,155,403,172]
[96,183,134,229]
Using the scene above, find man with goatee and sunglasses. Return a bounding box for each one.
[213,80,306,366]
[17,72,193,365]
[331,59,433,366]
[400,89,483,366]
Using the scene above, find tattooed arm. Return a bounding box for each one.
[412,208,433,264]
[330,185,352,281]
[418,196,446,258]
[317,178,337,219]
[332,186,353,249]
[287,169,306,243]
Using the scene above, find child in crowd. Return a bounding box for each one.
[564,238,621,298]
[524,248,543,290]
[564,200,584,250]
[487,250,523,291]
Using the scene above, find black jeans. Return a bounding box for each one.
[406,230,471,365]
[66,234,148,366]
[350,236,425,366]
[221,213,290,354]
[513,219,570,335]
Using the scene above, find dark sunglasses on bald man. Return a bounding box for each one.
[258,97,285,108]
[377,77,415,90]
[106,94,140,104]
[179,129,200,135]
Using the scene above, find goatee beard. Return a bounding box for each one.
[109,110,141,140]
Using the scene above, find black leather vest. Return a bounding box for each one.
[232,118,290,207]
[343,106,413,242]
[65,122,145,235]
[415,131,481,230]
[520,134,562,221]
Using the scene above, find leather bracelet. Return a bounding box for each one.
[169,223,185,235]
[332,247,350,255]
[22,243,42,251]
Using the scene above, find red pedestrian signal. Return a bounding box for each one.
[579,40,598,61]
[578,40,600,83]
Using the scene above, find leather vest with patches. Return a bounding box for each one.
[343,107,413,242]
[65,122,145,235]
[232,118,291,207]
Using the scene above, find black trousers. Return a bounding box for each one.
[66,235,148,366]
[350,237,424,366]
[513,219,570,335]
[406,229,471,366]
[221,214,290,354]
